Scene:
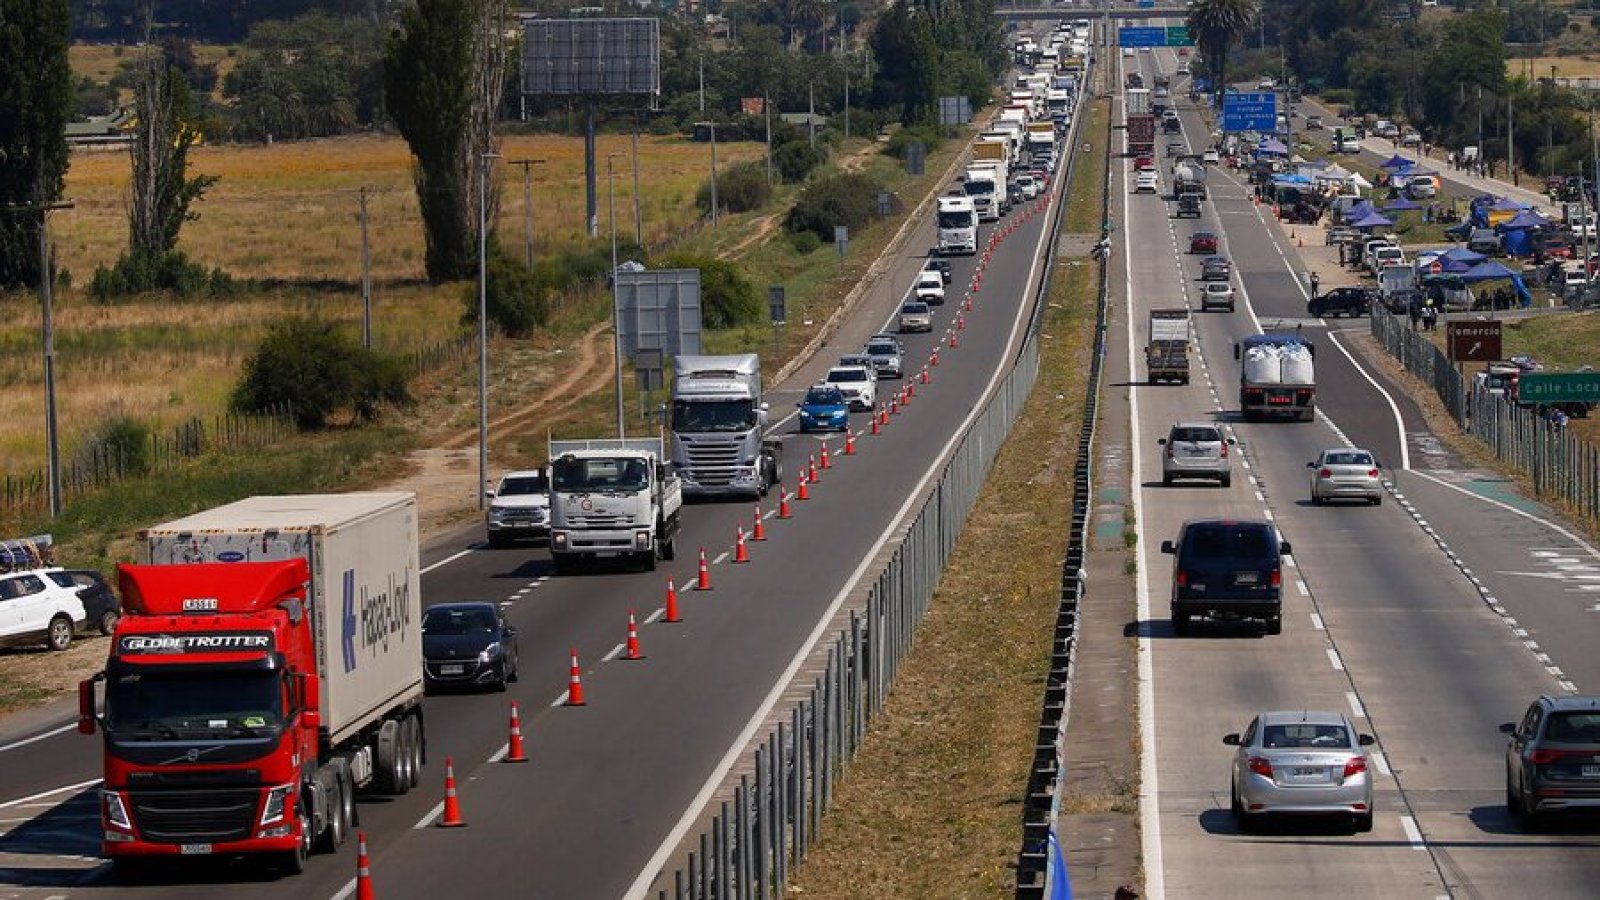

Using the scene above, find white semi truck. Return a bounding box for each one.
[548,438,682,572]
[964,161,1008,221]
[936,195,978,255]
[669,354,782,500]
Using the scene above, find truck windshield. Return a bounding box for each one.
[964,180,994,198]
[672,399,757,433]
[937,210,973,229]
[106,670,283,738]
[553,456,650,492]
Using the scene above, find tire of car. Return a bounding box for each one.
[1518,787,1545,831]
[1162,473,1173,486]
[1311,491,1323,506]
[1370,495,1382,506]
[98,609,121,636]
[1220,474,1232,488]
[46,614,73,652]
[1264,615,1283,636]
[492,660,509,693]
[1172,612,1191,636]
[1353,811,1374,833]
[1230,781,1244,818]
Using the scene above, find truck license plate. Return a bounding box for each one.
[1268,393,1292,405]
[441,664,465,675]
[180,843,213,855]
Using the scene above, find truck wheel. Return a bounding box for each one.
[396,720,417,793]
[46,615,73,652]
[374,720,404,795]
[660,535,676,562]
[406,716,424,789]
[315,774,347,853]
[280,802,311,875]
[640,549,658,572]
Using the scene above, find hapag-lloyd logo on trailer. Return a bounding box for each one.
[341,568,412,673]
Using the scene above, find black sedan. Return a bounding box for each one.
[422,601,519,692]
[44,569,121,635]
[1308,287,1373,318]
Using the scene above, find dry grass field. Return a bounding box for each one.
[1,132,761,480]
[68,42,238,102]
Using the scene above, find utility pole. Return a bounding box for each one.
[358,187,372,349]
[608,151,627,439]
[808,81,816,148]
[844,60,851,142]
[709,122,719,227]
[477,152,498,510]
[4,201,74,518]
[632,123,643,248]
[699,55,705,113]
[1508,91,1516,185]
[765,91,774,186]
[508,158,546,268]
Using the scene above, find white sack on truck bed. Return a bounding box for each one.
[1281,346,1315,384]
[1244,346,1283,384]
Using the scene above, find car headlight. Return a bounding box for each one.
[530,508,547,522]
[478,642,502,664]
[260,783,293,826]
[103,790,132,831]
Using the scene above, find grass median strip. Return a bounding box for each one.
[787,110,1107,896]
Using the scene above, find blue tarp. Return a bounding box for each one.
[1459,260,1520,281]
[1383,197,1422,212]
[1500,209,1549,229]
[1350,210,1395,229]
[1380,154,1415,170]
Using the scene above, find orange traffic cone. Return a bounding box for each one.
[734,526,749,563]
[878,405,889,426]
[796,474,811,500]
[820,443,832,469]
[957,314,966,331]
[778,486,793,518]
[564,647,587,706]
[808,454,819,483]
[844,432,856,456]
[889,395,899,416]
[964,295,973,312]
[624,609,643,660]
[903,383,913,403]
[931,348,940,367]
[870,414,881,436]
[356,831,375,900]
[1297,234,1304,248]
[949,330,960,348]
[439,757,467,826]
[504,701,529,763]
[921,367,930,385]
[752,506,767,541]
[696,548,712,590]
[663,578,682,622]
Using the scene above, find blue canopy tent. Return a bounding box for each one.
[1496,210,1548,257]
[1500,209,1549,229]
[1349,210,1394,230]
[1382,197,1422,212]
[1340,200,1377,224]
[1256,138,1289,157]
[1442,247,1487,267]
[1490,196,1529,212]
[1380,154,1415,170]
[1459,260,1532,307]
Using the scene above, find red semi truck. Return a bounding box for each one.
[79,493,425,877]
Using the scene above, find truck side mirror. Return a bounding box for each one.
[77,679,98,735]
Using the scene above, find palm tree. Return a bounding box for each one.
[1187,0,1259,106]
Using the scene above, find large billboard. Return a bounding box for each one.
[522,18,660,96]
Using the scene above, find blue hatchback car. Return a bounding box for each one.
[798,384,849,432]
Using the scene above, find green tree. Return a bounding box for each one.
[383,0,507,284]
[0,0,73,291]
[128,53,217,258]
[1188,0,1260,104]
[231,318,411,430]
[660,252,760,329]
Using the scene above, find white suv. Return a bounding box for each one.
[913,270,946,305]
[485,469,551,548]
[0,569,88,651]
[825,365,878,412]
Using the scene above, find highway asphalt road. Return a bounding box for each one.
[1121,45,1600,899]
[0,114,1072,898]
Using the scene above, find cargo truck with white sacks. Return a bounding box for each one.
[548,437,683,572]
[1235,332,1317,421]
[80,493,425,876]
[1145,309,1191,384]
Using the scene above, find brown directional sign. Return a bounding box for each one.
[1447,321,1502,362]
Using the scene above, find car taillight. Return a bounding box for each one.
[1220,443,1229,458]
[1320,468,1332,478]
[1175,569,1188,587]
[1269,568,1281,587]
[1165,444,1174,459]
[1530,749,1573,765]
[1247,757,1273,778]
[1368,469,1379,478]
[1342,756,1368,780]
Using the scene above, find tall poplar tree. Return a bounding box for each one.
[0,0,73,290]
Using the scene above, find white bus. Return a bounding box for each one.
[936,195,978,255]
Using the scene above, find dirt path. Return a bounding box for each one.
[383,321,614,542]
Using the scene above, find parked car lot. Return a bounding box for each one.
[1226,711,1377,833]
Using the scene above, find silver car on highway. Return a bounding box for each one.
[1307,447,1383,505]
[1159,421,1234,487]
[1225,710,1377,833]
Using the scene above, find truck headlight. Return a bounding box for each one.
[552,532,568,549]
[260,784,293,827]
[103,790,132,831]
[635,530,652,549]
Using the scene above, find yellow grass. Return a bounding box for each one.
[68,42,237,101]
[1518,55,1600,81]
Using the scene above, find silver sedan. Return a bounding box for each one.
[1307,447,1383,505]
[1225,710,1377,833]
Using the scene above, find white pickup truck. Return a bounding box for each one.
[547,438,682,573]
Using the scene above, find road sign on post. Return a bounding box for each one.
[768,286,786,325]
[1221,92,1277,132]
[1165,26,1192,46]
[1517,372,1600,405]
[834,226,849,258]
[1446,321,1502,362]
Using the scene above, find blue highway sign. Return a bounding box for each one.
[1118,27,1166,47]
[1222,92,1278,132]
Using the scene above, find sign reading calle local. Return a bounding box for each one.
[1517,372,1600,405]
[1446,321,1502,362]
[1221,92,1277,133]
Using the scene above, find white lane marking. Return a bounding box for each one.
[712,551,730,565]
[1120,117,1167,900]
[622,107,1058,899]
[644,607,666,625]
[549,691,570,708]
[1296,579,1309,596]
[1346,691,1367,719]
[0,723,77,754]
[602,643,626,663]
[412,800,445,830]
[1400,814,1425,849]
[487,743,509,764]
[1374,750,1393,777]
[422,548,473,575]
[0,778,102,810]
[331,879,357,900]
[1326,648,1345,672]
[1310,613,1325,631]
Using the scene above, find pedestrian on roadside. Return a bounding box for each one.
[1309,271,1320,297]
[1447,150,1457,170]
[1409,298,1422,330]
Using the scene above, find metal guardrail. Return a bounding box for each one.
[652,72,1094,900]
[1370,308,1600,527]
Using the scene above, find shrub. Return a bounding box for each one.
[463,248,549,338]
[75,414,153,477]
[1320,88,1356,107]
[231,318,411,430]
[774,140,827,183]
[785,172,882,242]
[659,252,760,328]
[881,125,942,160]
[790,230,822,255]
[88,250,239,302]
[697,161,772,214]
